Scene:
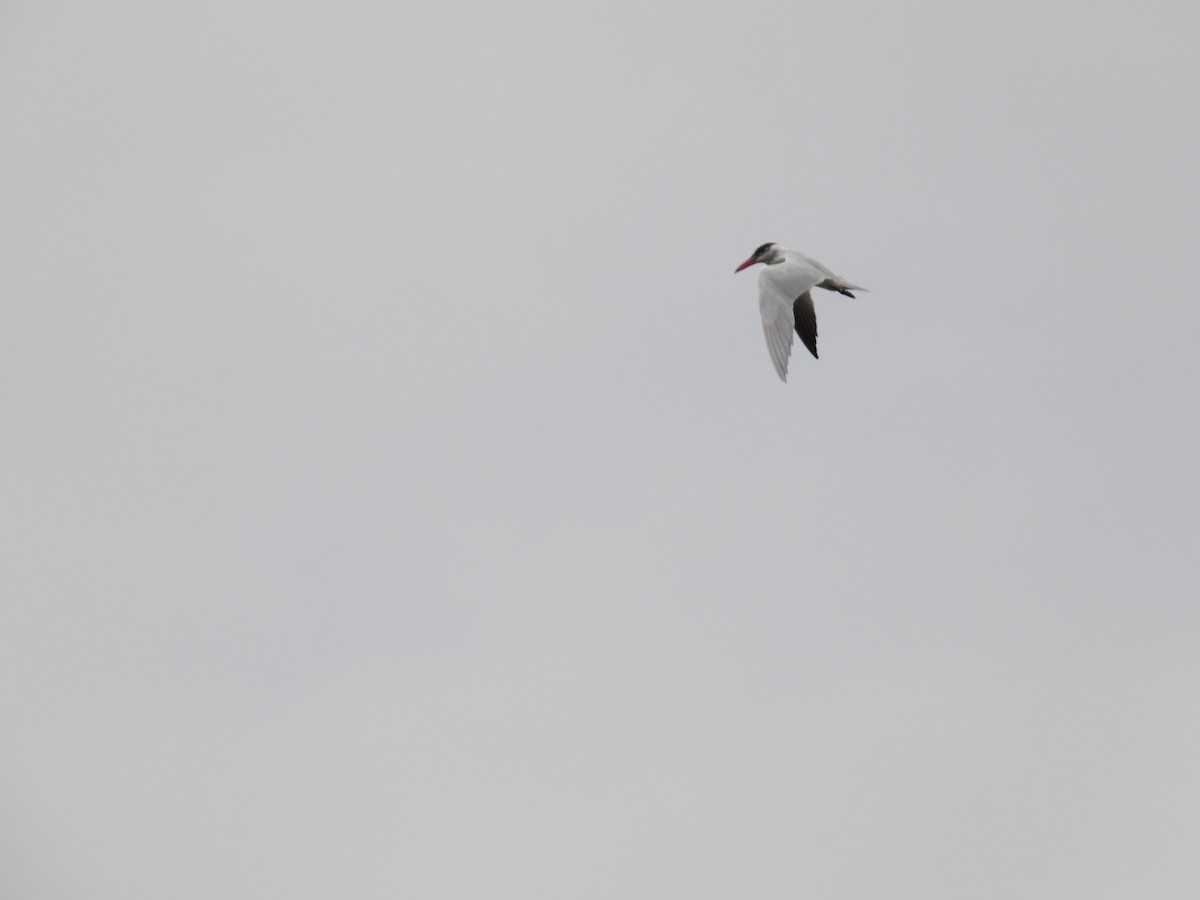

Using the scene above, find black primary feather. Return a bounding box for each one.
[793,291,819,359]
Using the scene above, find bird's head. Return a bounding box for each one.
[735,242,782,272]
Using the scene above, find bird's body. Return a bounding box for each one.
[734,243,865,382]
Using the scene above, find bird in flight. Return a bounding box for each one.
[735,242,866,382]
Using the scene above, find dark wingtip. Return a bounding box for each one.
[838,289,856,298]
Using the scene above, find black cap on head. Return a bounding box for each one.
[753,242,775,257]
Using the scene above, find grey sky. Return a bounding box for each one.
[3,1,1198,897]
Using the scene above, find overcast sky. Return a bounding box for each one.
[3,1,1199,897]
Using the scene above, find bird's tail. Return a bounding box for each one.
[819,278,868,298]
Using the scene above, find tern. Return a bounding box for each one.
[735,242,866,382]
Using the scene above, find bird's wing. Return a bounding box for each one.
[758,261,824,382]
[759,293,794,382]
[793,290,818,360]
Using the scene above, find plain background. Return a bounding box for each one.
[3,1,1199,897]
